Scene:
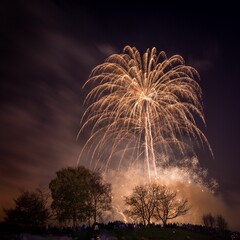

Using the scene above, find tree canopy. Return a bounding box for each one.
[88,171,112,223]
[49,166,112,226]
[4,188,50,226]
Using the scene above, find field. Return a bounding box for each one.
[0,223,235,240]
[73,227,231,240]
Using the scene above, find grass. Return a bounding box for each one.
[0,223,232,240]
[72,227,230,240]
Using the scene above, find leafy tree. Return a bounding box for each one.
[154,186,190,226]
[49,166,112,226]
[88,171,112,223]
[3,188,50,226]
[49,166,92,226]
[202,213,215,228]
[124,183,159,226]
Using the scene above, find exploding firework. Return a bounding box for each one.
[78,46,212,177]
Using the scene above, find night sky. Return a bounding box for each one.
[1,0,240,230]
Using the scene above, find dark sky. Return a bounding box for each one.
[0,0,240,229]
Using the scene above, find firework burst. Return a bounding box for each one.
[78,46,212,177]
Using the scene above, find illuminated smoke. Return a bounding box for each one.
[105,158,220,225]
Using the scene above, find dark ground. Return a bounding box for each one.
[1,222,239,240]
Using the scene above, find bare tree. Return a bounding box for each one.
[216,215,228,231]
[154,186,190,226]
[202,213,215,228]
[124,184,158,226]
[124,183,190,226]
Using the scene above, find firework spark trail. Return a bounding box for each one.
[78,46,212,177]
[107,160,219,224]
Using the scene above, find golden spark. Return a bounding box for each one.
[78,46,212,178]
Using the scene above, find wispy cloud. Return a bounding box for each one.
[0,0,115,217]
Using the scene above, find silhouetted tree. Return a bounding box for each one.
[154,186,190,226]
[4,188,50,226]
[49,166,112,226]
[216,214,228,231]
[49,166,92,226]
[124,184,158,226]
[202,213,215,228]
[88,171,112,223]
[124,183,189,226]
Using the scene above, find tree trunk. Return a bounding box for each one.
[94,199,97,223]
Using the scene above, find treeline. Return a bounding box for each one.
[2,165,229,232]
[3,166,111,227]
